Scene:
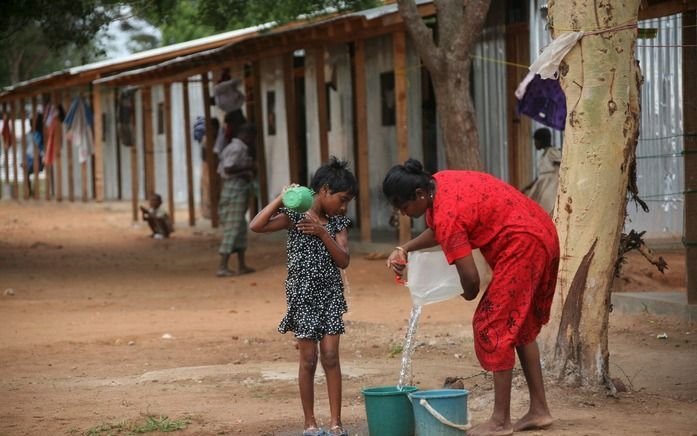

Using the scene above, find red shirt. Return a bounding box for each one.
[426,171,558,266]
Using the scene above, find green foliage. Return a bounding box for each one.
[84,415,191,435]
[149,0,216,46]
[0,0,381,87]
[389,342,404,357]
[140,0,381,44]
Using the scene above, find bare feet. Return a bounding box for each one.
[468,419,513,436]
[513,411,554,432]
[238,266,255,275]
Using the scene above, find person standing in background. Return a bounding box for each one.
[522,128,562,215]
[216,124,256,277]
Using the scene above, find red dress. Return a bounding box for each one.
[426,171,559,371]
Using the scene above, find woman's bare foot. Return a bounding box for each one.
[468,419,513,436]
[513,410,554,432]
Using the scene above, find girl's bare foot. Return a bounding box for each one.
[513,410,554,432]
[468,419,513,436]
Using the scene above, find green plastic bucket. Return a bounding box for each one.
[409,389,470,436]
[362,386,418,436]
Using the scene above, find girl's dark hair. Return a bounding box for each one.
[310,156,359,196]
[382,158,433,208]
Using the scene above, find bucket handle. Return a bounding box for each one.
[419,398,471,431]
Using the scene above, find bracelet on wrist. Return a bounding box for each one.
[395,246,408,255]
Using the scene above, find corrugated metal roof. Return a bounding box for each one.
[0,24,266,98]
[5,1,437,94]
[69,24,268,75]
[94,1,436,87]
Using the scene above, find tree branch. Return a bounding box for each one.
[435,0,463,51]
[397,0,443,75]
[453,0,492,54]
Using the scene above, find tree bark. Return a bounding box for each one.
[539,0,642,387]
[397,0,490,170]
[432,61,482,170]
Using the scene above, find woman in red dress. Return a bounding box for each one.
[384,159,559,436]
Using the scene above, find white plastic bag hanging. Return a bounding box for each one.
[529,31,583,79]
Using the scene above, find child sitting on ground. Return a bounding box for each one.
[140,193,173,239]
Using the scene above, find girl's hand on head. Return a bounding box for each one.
[297,215,326,237]
[281,183,300,194]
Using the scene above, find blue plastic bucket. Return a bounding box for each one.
[409,389,470,436]
[362,386,418,436]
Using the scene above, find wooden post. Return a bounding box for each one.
[252,60,269,206]
[354,39,372,243]
[283,53,300,183]
[393,30,411,244]
[31,96,39,200]
[164,82,175,223]
[2,103,9,198]
[77,93,88,202]
[11,100,19,199]
[54,91,63,202]
[684,9,697,304]
[93,83,104,202]
[182,79,196,226]
[243,68,259,217]
[21,98,29,200]
[43,95,51,201]
[65,93,75,202]
[505,22,532,189]
[315,47,329,164]
[201,73,219,227]
[141,86,155,199]
[130,95,139,224]
[113,89,122,200]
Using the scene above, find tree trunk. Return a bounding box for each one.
[397,0,491,170]
[432,61,482,169]
[539,0,642,387]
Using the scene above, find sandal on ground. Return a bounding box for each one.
[215,268,235,277]
[327,425,348,436]
[302,427,325,436]
[238,266,255,275]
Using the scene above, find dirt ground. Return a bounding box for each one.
[1,201,695,436]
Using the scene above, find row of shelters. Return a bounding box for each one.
[0,0,694,250]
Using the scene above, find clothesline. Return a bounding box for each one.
[636,150,697,160]
[638,133,696,141]
[639,189,697,199]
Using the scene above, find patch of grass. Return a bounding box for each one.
[132,415,189,433]
[388,342,404,357]
[85,421,128,436]
[83,415,190,435]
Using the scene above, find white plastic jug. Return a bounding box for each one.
[406,250,463,306]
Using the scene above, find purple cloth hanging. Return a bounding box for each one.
[516,74,567,131]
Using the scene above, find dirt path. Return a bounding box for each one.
[1,202,695,435]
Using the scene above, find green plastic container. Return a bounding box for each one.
[362,386,418,436]
[282,186,314,213]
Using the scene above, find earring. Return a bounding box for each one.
[420,196,425,199]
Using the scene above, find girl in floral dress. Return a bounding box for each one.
[250,158,358,436]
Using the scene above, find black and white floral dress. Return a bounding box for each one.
[278,208,351,341]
